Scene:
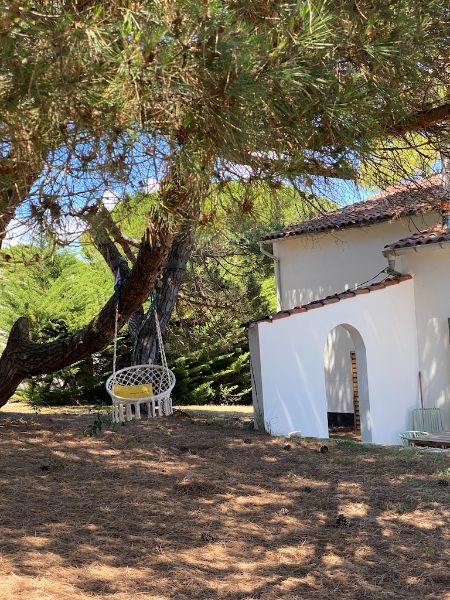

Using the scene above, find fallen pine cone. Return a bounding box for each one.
[335,514,351,528]
[201,531,216,543]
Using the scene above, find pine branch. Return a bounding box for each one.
[389,103,450,135]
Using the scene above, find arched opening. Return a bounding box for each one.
[324,324,371,443]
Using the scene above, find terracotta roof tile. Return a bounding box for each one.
[271,311,291,321]
[262,177,444,241]
[384,224,450,252]
[307,301,325,309]
[322,297,341,305]
[382,278,399,286]
[244,275,412,327]
[292,306,307,313]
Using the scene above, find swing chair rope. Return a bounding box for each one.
[112,268,123,378]
[150,290,168,369]
[112,283,168,376]
[154,308,168,369]
[112,303,120,377]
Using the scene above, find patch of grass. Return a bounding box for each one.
[434,467,450,478]
[397,475,430,488]
[387,501,416,515]
[84,411,118,436]
[178,404,253,420]
[417,493,449,505]
[383,446,418,457]
[1,400,106,415]
[332,438,374,454]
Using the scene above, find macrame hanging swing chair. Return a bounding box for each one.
[106,277,176,424]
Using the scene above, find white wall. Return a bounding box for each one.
[248,325,265,430]
[251,280,419,445]
[399,247,450,428]
[273,213,439,310]
[270,213,440,431]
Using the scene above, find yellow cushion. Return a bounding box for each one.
[113,384,153,399]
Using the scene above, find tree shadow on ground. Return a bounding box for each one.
[0,412,449,599]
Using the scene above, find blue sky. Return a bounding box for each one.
[325,178,378,206]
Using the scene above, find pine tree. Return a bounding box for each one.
[0,0,449,404]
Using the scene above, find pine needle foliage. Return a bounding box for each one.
[1,0,449,212]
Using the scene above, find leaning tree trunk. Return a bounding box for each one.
[132,222,197,365]
[88,209,197,365]
[84,206,147,338]
[0,220,171,406]
[88,150,212,367]
[131,152,212,364]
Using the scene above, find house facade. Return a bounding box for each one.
[247,178,450,444]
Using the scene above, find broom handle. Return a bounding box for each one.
[418,371,425,430]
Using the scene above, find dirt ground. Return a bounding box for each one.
[0,408,449,600]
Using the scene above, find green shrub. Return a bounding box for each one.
[171,334,252,406]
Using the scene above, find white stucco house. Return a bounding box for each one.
[247,177,450,444]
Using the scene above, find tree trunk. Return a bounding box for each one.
[132,223,196,364]
[0,221,171,406]
[84,207,146,338]
[0,203,16,250]
[88,209,197,365]
[0,183,34,250]
[0,155,43,250]
[129,146,213,364]
[88,151,212,366]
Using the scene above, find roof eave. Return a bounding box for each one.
[261,214,409,244]
[243,275,413,328]
[383,237,450,257]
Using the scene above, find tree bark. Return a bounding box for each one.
[132,222,197,365]
[87,203,198,366]
[389,102,450,135]
[0,149,44,250]
[87,147,212,366]
[0,201,17,250]
[0,220,171,406]
[84,207,145,337]
[0,178,37,250]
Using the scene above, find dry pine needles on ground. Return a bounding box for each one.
[0,410,449,600]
